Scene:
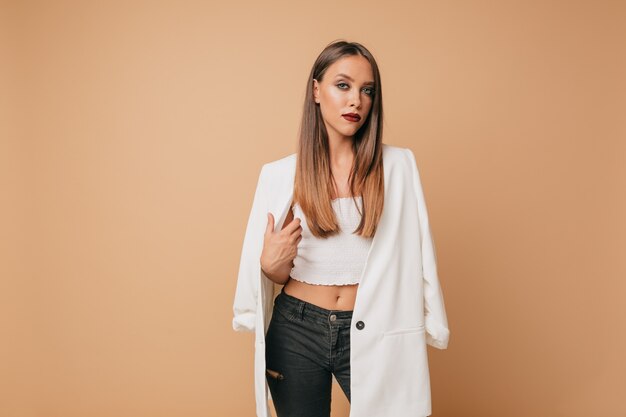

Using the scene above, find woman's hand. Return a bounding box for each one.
[260,212,302,284]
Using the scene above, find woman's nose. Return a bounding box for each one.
[348,91,361,109]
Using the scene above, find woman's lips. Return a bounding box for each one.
[342,115,360,122]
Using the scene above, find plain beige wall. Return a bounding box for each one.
[2,1,625,416]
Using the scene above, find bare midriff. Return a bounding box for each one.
[281,201,359,311]
[283,278,358,311]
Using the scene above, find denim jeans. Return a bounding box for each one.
[265,286,353,417]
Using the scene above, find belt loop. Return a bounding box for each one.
[297,301,305,321]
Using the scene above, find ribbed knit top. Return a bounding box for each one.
[289,196,373,286]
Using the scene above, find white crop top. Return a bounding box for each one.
[289,196,373,286]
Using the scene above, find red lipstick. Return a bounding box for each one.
[342,113,361,122]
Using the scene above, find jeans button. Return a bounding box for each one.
[330,314,337,321]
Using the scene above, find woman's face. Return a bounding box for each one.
[313,55,375,142]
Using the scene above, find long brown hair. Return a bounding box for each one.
[293,40,384,238]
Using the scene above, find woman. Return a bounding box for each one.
[233,40,450,417]
[261,39,382,416]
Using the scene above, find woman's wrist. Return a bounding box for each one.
[260,256,290,284]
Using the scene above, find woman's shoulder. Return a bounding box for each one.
[383,143,422,166]
[262,143,407,162]
[382,143,410,157]
[255,152,297,192]
[263,152,296,168]
[259,143,410,175]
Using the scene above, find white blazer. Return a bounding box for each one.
[232,143,450,417]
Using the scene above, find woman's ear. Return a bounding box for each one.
[312,78,320,103]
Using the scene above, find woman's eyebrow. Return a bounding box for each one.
[335,73,375,86]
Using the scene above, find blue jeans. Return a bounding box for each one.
[265,286,353,417]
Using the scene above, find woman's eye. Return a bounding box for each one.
[337,82,374,97]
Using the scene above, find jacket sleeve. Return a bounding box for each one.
[232,164,268,332]
[405,148,450,349]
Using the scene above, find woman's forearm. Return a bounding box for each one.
[261,258,291,285]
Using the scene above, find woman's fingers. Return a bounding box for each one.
[265,212,275,235]
[282,216,301,233]
[290,232,303,244]
[289,224,303,238]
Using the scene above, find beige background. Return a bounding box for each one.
[2,1,625,416]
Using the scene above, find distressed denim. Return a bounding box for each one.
[265,286,353,417]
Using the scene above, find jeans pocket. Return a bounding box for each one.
[271,303,298,325]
